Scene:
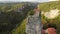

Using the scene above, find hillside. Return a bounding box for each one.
[0,3,38,34]
[39,1,60,34]
[39,1,60,11]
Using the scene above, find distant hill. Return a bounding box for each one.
[39,1,60,12]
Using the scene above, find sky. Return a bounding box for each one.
[0,0,59,3]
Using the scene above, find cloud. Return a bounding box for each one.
[0,0,59,3]
[49,0,59,1]
[0,0,49,2]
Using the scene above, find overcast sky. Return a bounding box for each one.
[0,0,59,3]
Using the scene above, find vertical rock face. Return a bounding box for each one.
[26,11,42,34]
[44,9,59,19]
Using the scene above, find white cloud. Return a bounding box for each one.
[0,0,50,3]
[49,0,59,1]
[0,0,40,2]
[0,0,59,3]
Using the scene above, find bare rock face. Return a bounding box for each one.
[26,11,42,34]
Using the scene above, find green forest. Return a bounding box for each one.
[0,2,38,34]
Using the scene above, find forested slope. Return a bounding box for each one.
[0,2,38,34]
[39,1,60,34]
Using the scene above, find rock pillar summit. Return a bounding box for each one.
[26,6,42,34]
